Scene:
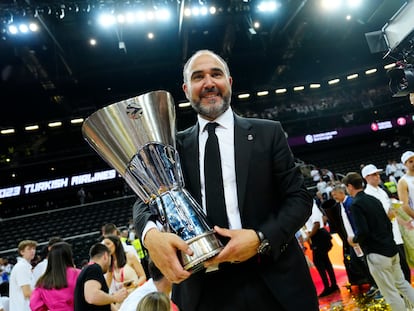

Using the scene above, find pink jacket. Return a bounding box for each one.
[30,267,81,311]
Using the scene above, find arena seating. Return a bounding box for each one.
[0,195,136,267]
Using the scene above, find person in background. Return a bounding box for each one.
[383,174,398,199]
[0,258,12,284]
[330,184,379,297]
[102,224,141,262]
[0,281,9,311]
[130,238,149,279]
[342,172,414,310]
[304,200,338,297]
[119,258,177,311]
[74,243,127,311]
[30,242,81,311]
[9,240,37,311]
[0,299,7,311]
[397,151,414,268]
[136,292,172,311]
[32,236,64,283]
[361,164,411,282]
[101,235,146,309]
[398,151,414,219]
[77,187,86,205]
[133,49,318,310]
[120,230,130,245]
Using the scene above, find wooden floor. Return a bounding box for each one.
[308,234,411,310]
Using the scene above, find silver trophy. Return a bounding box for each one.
[82,90,223,272]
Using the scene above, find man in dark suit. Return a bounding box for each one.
[342,172,414,310]
[133,49,318,310]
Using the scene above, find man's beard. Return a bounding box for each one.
[190,93,231,120]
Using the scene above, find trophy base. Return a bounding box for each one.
[180,231,224,273]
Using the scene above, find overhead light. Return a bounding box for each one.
[365,68,377,75]
[257,1,280,13]
[321,0,341,11]
[8,25,18,34]
[238,93,250,99]
[309,83,320,89]
[384,63,396,70]
[18,24,29,33]
[275,88,287,94]
[248,27,257,35]
[25,125,39,131]
[328,78,340,85]
[257,91,268,96]
[293,86,304,91]
[184,8,192,16]
[178,101,191,108]
[29,23,39,32]
[48,121,62,128]
[347,74,358,80]
[388,66,414,97]
[71,118,84,124]
[347,0,362,8]
[1,128,15,135]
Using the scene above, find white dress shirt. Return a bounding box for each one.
[197,107,241,230]
[142,107,242,244]
[364,184,403,245]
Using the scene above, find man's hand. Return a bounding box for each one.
[347,236,356,247]
[144,229,193,283]
[112,287,128,303]
[204,226,259,267]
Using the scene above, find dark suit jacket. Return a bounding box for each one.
[351,191,398,257]
[134,113,318,310]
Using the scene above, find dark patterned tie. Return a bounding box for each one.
[204,122,228,228]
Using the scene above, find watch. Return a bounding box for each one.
[255,230,271,255]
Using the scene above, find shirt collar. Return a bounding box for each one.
[366,184,379,191]
[198,107,233,133]
[17,256,31,265]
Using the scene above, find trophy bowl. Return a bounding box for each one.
[82,90,223,272]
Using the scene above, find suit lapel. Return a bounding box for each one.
[179,124,202,203]
[234,115,254,216]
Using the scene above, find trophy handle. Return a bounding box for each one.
[152,189,223,272]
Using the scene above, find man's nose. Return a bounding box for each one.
[203,74,215,87]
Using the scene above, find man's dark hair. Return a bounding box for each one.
[48,236,64,247]
[342,172,364,190]
[89,243,110,259]
[102,223,118,235]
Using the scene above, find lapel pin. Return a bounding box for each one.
[247,134,253,141]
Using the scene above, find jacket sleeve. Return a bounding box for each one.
[132,198,155,240]
[29,288,48,311]
[259,121,313,261]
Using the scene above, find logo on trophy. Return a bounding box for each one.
[82,90,223,272]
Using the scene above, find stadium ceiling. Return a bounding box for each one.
[0,0,407,128]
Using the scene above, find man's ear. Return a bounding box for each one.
[182,83,191,100]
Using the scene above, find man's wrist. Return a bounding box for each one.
[255,230,271,255]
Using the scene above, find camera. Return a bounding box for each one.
[365,1,414,98]
[388,58,414,97]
